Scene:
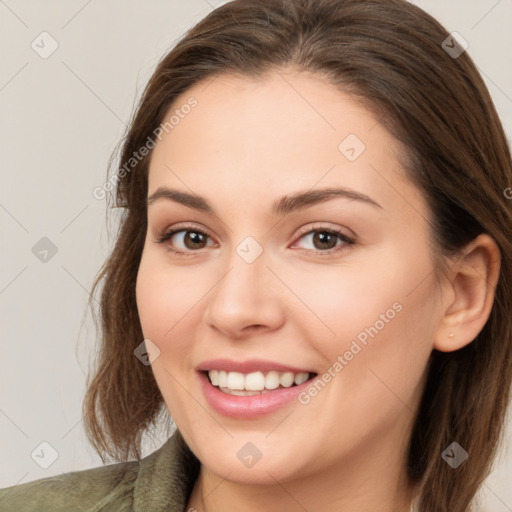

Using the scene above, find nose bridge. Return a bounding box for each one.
[205,235,284,335]
[214,235,269,310]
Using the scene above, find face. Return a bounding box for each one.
[136,68,441,486]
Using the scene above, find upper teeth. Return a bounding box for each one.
[208,370,310,391]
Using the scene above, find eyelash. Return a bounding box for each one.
[155,223,355,257]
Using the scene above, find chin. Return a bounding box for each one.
[189,434,312,485]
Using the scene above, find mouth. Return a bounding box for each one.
[204,369,317,396]
[196,359,318,418]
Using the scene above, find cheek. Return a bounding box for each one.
[293,243,436,398]
[135,250,204,419]
[285,251,411,352]
[135,250,205,342]
[136,263,169,341]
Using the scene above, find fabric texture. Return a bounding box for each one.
[0,431,199,511]
[0,431,420,511]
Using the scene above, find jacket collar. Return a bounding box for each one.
[133,430,200,511]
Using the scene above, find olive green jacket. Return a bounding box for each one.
[0,432,200,511]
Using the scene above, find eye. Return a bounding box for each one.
[155,225,215,256]
[291,227,355,255]
[155,224,355,257]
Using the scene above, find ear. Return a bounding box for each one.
[433,233,501,352]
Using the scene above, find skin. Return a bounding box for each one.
[135,68,500,512]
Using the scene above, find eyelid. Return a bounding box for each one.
[155,221,356,256]
[154,222,216,244]
[292,222,354,240]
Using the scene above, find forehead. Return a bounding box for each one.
[147,69,426,219]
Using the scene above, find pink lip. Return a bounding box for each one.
[196,358,313,374]
[196,360,316,419]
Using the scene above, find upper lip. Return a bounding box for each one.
[196,358,314,374]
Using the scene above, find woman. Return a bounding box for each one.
[1,0,511,510]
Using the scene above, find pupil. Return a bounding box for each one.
[186,232,205,249]
[314,231,336,250]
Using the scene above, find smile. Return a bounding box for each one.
[207,370,311,395]
[196,359,318,418]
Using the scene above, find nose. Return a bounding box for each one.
[203,248,285,339]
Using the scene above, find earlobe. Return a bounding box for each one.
[433,233,501,353]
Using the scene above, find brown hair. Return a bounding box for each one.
[83,1,512,510]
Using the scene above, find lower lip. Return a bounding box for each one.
[197,371,313,419]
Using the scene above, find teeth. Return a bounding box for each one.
[280,372,295,388]
[265,371,280,389]
[209,369,219,386]
[207,370,311,392]
[294,373,309,385]
[218,370,228,388]
[245,371,265,391]
[224,389,261,396]
[227,372,245,390]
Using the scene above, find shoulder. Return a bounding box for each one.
[0,458,139,512]
[0,432,200,512]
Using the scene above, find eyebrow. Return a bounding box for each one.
[147,186,382,216]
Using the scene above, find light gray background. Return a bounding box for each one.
[1,0,511,509]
